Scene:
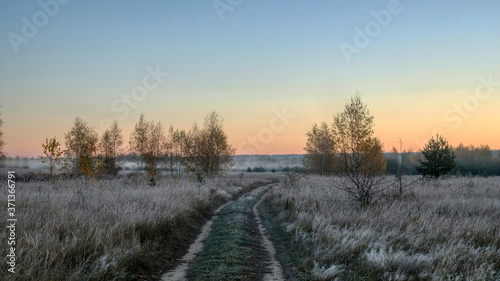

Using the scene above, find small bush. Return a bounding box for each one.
[252,166,266,172]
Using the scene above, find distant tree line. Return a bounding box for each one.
[245,166,305,173]
[305,124,500,177]
[386,143,500,177]
[451,144,500,176]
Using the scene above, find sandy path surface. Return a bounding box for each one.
[254,187,284,281]
[160,201,232,281]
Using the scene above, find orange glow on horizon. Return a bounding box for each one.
[3,90,500,158]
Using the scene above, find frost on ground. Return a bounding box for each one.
[0,173,268,280]
[161,201,232,281]
[265,176,500,280]
[311,261,344,280]
[253,186,284,281]
[185,184,282,280]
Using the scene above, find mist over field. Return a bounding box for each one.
[1,1,500,280]
[6,151,500,173]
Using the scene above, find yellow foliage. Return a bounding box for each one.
[41,137,64,177]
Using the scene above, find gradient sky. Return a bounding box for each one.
[1,0,499,157]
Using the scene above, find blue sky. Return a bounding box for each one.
[1,0,499,156]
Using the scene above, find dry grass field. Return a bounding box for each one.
[2,171,498,280]
[0,171,274,280]
[264,176,500,280]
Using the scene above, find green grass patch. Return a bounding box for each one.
[187,192,268,280]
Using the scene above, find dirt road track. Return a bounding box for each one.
[160,184,284,281]
[160,201,232,281]
[254,190,284,281]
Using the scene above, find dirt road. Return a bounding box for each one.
[160,201,232,281]
[160,184,283,281]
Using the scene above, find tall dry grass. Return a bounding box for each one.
[0,172,272,280]
[265,176,500,280]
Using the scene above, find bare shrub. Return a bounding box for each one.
[265,176,500,280]
[390,139,420,199]
[282,171,306,188]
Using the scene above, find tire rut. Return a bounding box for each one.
[160,184,284,281]
[254,188,284,281]
[160,201,232,281]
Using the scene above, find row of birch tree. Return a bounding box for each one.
[41,111,235,181]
